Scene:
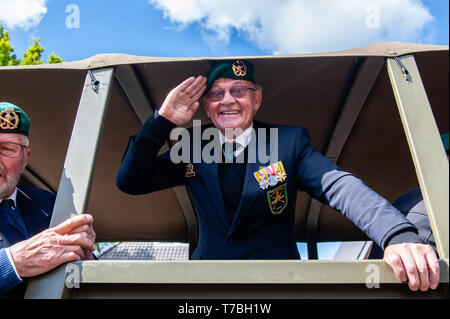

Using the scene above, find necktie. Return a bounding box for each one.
[219,143,247,224]
[1,199,15,209]
[222,142,242,162]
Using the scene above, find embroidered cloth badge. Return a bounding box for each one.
[266,183,288,214]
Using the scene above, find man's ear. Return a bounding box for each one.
[203,98,211,119]
[23,147,31,167]
[254,89,262,113]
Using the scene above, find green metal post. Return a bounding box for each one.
[24,68,114,298]
[387,55,449,260]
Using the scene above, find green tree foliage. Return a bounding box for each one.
[47,53,63,64]
[21,38,44,65]
[0,25,20,66]
[0,24,63,66]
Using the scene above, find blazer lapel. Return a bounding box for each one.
[0,206,29,244]
[198,129,230,230]
[229,121,271,234]
[199,160,231,229]
[17,188,52,237]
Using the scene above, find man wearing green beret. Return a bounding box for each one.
[0,102,96,297]
[117,60,439,292]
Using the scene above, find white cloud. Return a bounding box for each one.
[149,0,434,54]
[0,0,48,30]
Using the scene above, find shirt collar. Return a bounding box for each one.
[219,123,254,146]
[219,123,254,156]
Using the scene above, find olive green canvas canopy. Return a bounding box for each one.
[0,41,448,247]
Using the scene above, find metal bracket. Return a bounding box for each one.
[88,70,100,93]
[394,56,412,82]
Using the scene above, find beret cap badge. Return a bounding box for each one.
[0,108,20,130]
[232,60,248,77]
[0,102,31,135]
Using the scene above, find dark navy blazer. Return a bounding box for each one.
[116,115,419,260]
[0,185,55,295]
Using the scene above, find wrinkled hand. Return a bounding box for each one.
[159,76,207,126]
[69,217,96,261]
[384,243,439,291]
[9,214,96,278]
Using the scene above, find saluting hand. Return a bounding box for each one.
[9,214,96,278]
[158,76,207,126]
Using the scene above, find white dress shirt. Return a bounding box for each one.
[219,124,254,157]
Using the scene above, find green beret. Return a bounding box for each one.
[442,132,449,153]
[204,60,255,95]
[0,102,31,136]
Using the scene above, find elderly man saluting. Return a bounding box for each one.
[0,102,96,297]
[116,60,439,292]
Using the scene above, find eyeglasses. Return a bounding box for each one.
[205,86,257,102]
[0,142,28,158]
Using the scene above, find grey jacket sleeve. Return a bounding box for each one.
[294,127,421,249]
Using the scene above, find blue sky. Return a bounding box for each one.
[1,0,448,62]
[1,0,448,259]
